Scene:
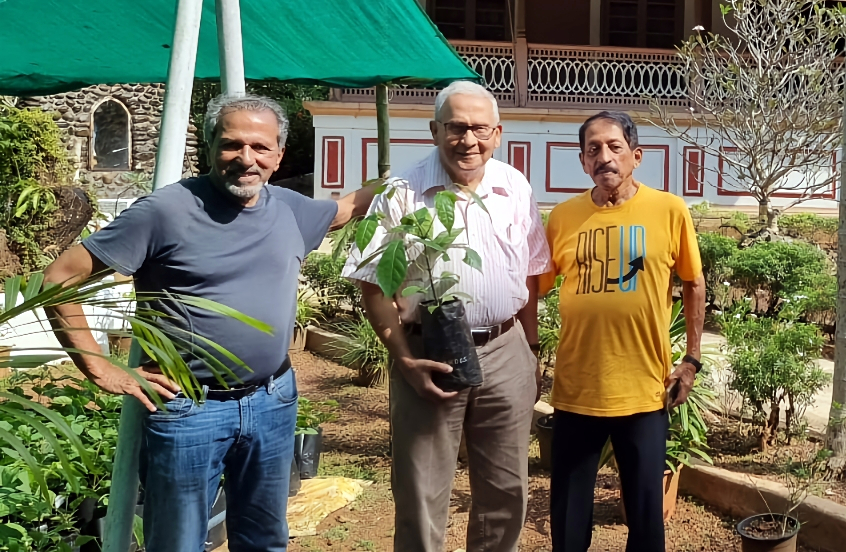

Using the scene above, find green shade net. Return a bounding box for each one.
[0,0,479,96]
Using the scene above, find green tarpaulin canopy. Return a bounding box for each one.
[0,0,478,96]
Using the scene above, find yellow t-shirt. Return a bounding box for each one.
[540,184,702,417]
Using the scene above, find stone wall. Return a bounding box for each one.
[22,84,199,199]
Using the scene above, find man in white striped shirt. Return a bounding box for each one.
[343,81,551,552]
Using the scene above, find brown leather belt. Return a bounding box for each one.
[405,318,515,347]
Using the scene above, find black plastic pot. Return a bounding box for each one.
[736,514,800,552]
[295,429,323,479]
[289,456,301,497]
[535,414,554,471]
[419,299,482,392]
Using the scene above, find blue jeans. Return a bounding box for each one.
[139,369,298,552]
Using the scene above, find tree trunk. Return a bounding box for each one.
[762,403,780,452]
[828,101,846,475]
[758,199,769,228]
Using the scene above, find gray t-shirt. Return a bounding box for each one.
[83,176,338,384]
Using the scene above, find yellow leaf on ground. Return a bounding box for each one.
[287,477,372,537]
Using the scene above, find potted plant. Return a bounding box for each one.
[353,185,485,391]
[294,397,338,480]
[292,287,321,352]
[332,313,390,387]
[736,450,830,552]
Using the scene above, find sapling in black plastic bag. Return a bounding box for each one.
[354,183,485,391]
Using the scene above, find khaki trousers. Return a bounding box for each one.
[390,322,538,552]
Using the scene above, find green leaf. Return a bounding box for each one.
[463,249,482,272]
[719,3,731,16]
[375,240,408,298]
[355,214,379,253]
[0,522,26,538]
[21,272,44,302]
[4,275,21,313]
[401,285,424,297]
[435,191,457,233]
[401,208,434,239]
[0,427,49,501]
[133,514,145,547]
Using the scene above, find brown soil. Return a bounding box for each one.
[741,516,798,540]
[708,416,846,507]
[288,351,821,552]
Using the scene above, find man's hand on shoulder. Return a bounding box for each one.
[665,361,696,409]
[396,356,459,402]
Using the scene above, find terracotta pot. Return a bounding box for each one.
[353,363,387,388]
[736,514,799,552]
[620,465,683,523]
[289,327,307,352]
[535,414,554,471]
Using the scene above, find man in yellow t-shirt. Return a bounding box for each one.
[540,112,705,552]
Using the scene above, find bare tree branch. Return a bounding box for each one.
[652,0,846,230]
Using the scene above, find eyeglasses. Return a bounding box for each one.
[438,122,497,140]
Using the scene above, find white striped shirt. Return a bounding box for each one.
[342,149,551,327]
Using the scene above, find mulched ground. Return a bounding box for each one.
[287,350,822,552]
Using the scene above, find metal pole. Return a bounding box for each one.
[102,0,203,550]
[216,0,246,97]
[376,84,391,179]
[150,0,204,190]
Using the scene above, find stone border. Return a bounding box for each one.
[680,462,846,552]
[303,325,349,362]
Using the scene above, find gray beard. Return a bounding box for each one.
[225,181,266,199]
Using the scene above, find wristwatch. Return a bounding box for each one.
[682,354,702,374]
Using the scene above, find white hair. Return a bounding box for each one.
[204,94,290,148]
[434,81,499,123]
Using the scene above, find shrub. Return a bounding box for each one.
[0,371,121,551]
[538,275,562,365]
[697,232,738,306]
[779,213,837,243]
[780,271,837,329]
[719,304,828,448]
[727,240,830,313]
[300,252,361,318]
[0,106,73,270]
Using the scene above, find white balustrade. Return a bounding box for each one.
[527,45,688,108]
[337,42,689,110]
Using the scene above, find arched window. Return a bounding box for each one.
[90,98,131,170]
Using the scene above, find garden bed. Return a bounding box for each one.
[282,350,821,552]
[707,416,846,507]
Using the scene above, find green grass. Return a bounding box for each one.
[317,452,388,483]
[353,540,376,551]
[322,525,350,542]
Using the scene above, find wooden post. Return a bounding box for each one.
[515,38,529,108]
[376,84,391,179]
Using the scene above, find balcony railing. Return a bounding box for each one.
[336,40,689,111]
[527,44,687,108]
[337,41,516,106]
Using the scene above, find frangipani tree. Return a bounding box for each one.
[654,0,846,231]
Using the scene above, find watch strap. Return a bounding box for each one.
[682,354,702,373]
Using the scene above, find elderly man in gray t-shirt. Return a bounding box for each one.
[43,94,375,552]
